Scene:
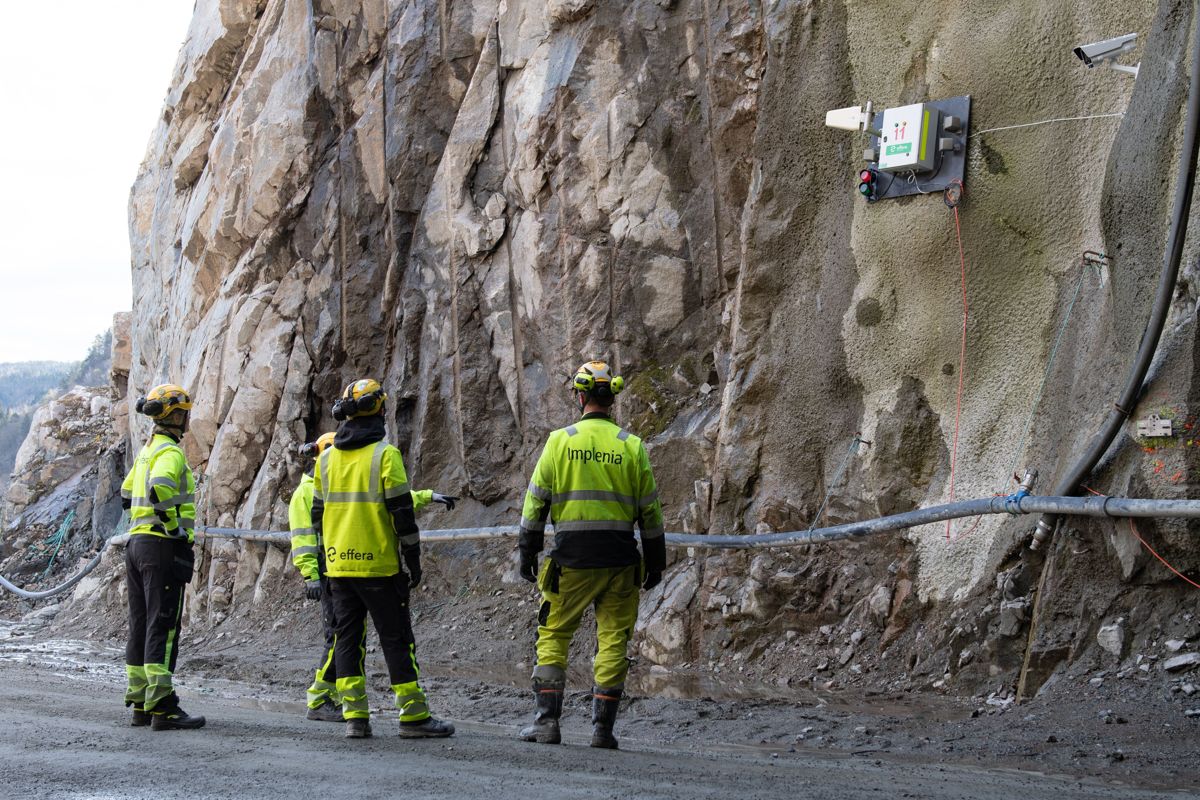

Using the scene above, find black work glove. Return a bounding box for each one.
[642,571,663,591]
[304,579,322,601]
[431,493,458,511]
[404,549,422,588]
[519,549,538,584]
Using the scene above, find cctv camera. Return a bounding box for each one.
[1073,33,1137,68]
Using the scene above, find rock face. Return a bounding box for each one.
[0,314,127,576]
[116,0,1200,688]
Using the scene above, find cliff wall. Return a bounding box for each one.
[104,0,1200,691]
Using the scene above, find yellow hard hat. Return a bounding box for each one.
[136,383,193,420]
[332,378,388,420]
[572,361,624,395]
[299,432,337,459]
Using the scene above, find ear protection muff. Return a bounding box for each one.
[298,442,318,458]
[571,363,624,396]
[135,397,147,415]
[331,380,387,420]
[141,398,165,418]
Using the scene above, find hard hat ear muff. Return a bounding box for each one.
[332,388,386,420]
[298,442,318,458]
[573,373,596,392]
[141,398,164,418]
[610,375,624,394]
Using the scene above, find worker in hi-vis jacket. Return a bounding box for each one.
[311,378,455,739]
[290,430,456,722]
[517,361,666,750]
[121,383,205,731]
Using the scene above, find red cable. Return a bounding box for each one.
[946,205,969,540]
[1128,518,1200,589]
[1081,485,1200,589]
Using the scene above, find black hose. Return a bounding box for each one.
[1030,8,1200,550]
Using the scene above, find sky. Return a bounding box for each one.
[0,2,195,364]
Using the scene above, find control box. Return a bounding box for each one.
[878,103,938,173]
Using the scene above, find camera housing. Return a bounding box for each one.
[1074,34,1139,76]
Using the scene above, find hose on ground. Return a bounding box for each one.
[4,493,1198,601]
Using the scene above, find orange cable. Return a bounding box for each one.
[1081,485,1200,590]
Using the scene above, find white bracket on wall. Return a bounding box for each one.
[1136,414,1173,438]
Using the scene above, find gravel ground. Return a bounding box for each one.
[0,617,1197,799]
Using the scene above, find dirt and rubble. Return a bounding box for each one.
[2,539,1197,795]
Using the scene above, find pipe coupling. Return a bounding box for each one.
[1028,518,1055,551]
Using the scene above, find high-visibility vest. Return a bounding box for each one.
[289,474,320,582]
[291,473,433,582]
[313,441,414,578]
[519,415,664,570]
[121,433,196,543]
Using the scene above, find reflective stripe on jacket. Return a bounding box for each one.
[312,441,416,578]
[292,473,434,582]
[289,474,320,582]
[519,414,665,571]
[120,433,196,543]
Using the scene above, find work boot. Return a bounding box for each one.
[519,680,564,744]
[345,718,372,738]
[150,696,206,731]
[589,687,621,750]
[306,699,343,722]
[399,717,455,738]
[130,705,151,727]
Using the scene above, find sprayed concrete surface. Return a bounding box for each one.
[0,620,1196,800]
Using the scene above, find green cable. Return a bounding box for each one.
[39,509,75,581]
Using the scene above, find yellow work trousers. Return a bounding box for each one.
[534,560,640,690]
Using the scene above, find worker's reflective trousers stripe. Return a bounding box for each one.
[533,560,640,690]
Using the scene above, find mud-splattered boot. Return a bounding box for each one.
[345,718,372,738]
[306,698,343,722]
[589,687,621,750]
[130,705,151,727]
[150,695,206,731]
[519,680,564,744]
[399,717,455,738]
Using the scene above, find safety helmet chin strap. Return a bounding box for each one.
[154,411,189,437]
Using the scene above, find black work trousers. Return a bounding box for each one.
[125,534,192,710]
[329,574,419,686]
[316,576,339,682]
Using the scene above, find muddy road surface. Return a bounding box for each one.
[0,632,1196,799]
[1,668,1190,800]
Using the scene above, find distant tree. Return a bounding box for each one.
[64,329,113,388]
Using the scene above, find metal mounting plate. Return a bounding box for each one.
[863,95,971,203]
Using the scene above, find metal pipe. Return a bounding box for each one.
[191,494,1200,550]
[6,493,1199,600]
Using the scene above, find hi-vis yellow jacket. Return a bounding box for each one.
[311,441,418,578]
[121,433,196,543]
[290,473,433,582]
[519,413,665,571]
